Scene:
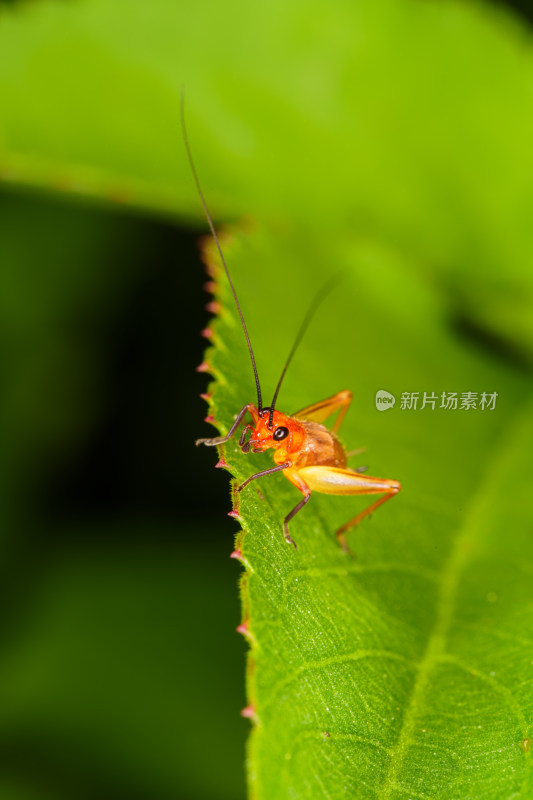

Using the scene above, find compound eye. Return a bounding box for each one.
[273,426,289,442]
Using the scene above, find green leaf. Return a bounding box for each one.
[203,223,533,799]
[1,0,533,797]
[2,0,533,358]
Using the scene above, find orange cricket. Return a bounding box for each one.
[182,94,401,552]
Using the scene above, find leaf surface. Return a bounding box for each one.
[203,225,533,799]
[1,0,533,356]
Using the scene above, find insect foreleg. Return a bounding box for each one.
[195,404,252,447]
[239,423,256,452]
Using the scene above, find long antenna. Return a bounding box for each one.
[180,89,263,414]
[268,273,343,429]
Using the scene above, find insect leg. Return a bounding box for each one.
[335,491,399,553]
[283,491,311,549]
[294,390,353,434]
[237,462,290,492]
[297,466,401,553]
[330,391,353,434]
[195,404,252,447]
[345,447,366,458]
[279,468,315,549]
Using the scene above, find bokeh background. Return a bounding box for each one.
[1,0,533,798]
[0,187,245,799]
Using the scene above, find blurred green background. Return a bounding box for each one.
[1,0,533,798]
[0,187,246,799]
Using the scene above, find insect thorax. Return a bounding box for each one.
[294,421,347,469]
